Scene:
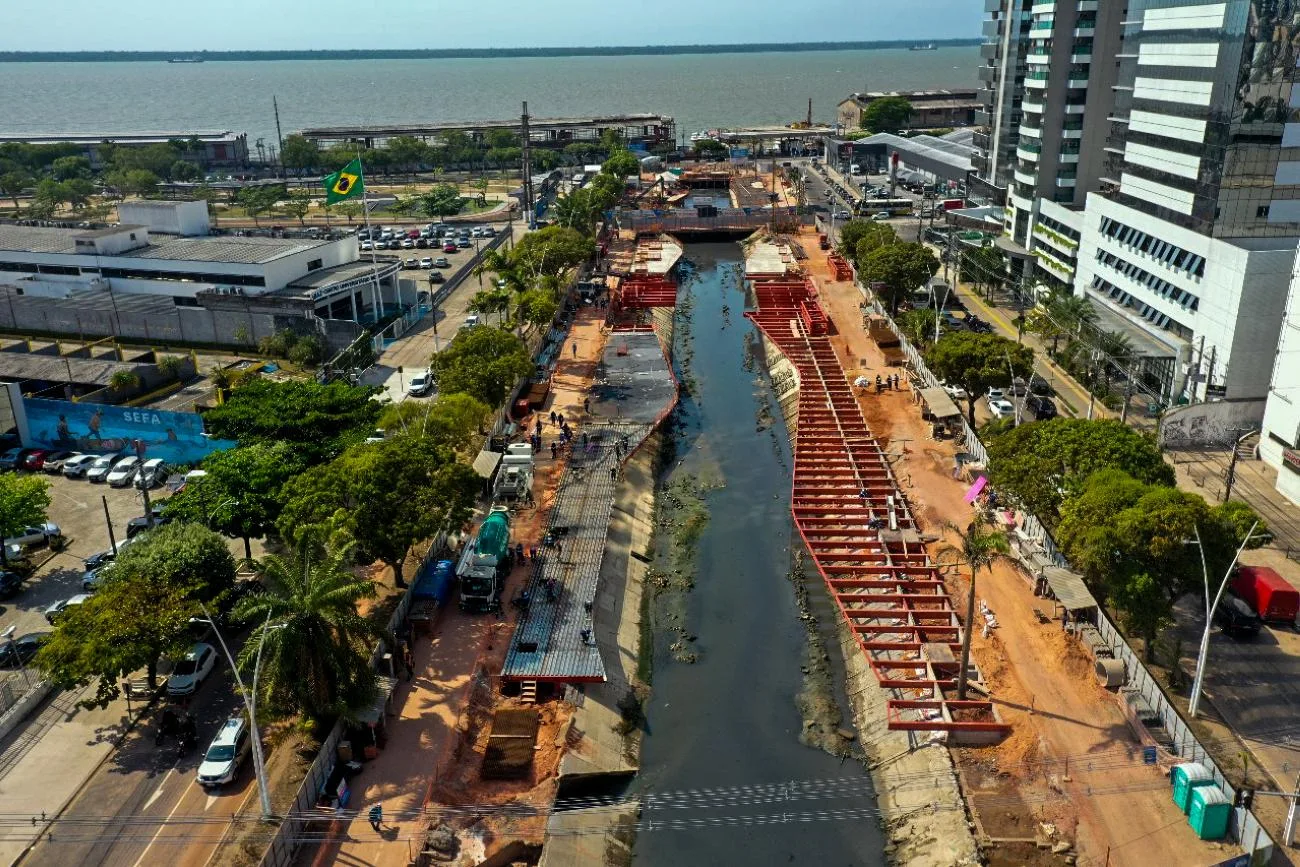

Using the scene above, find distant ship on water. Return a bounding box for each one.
[167,56,204,63]
[909,43,938,51]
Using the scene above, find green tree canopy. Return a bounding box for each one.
[232,538,381,719]
[837,219,895,258]
[284,190,313,225]
[896,307,940,346]
[429,325,533,406]
[164,442,307,559]
[985,418,1174,525]
[280,134,320,174]
[511,225,595,279]
[0,474,50,566]
[0,171,31,209]
[377,392,490,452]
[1055,469,1265,658]
[692,139,730,159]
[926,331,1034,424]
[417,184,463,218]
[50,155,91,181]
[861,97,914,133]
[35,522,236,706]
[858,242,938,314]
[202,378,381,461]
[277,438,479,585]
[602,148,640,179]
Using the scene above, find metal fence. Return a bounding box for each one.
[852,273,1277,862]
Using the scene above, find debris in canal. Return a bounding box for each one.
[790,544,857,759]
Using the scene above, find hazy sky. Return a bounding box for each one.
[4,0,981,51]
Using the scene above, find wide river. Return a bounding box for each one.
[3,47,977,146]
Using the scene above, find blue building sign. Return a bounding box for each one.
[23,397,235,465]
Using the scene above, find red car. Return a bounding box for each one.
[20,450,48,471]
[406,229,420,240]
[443,241,458,253]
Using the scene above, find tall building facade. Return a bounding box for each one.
[972,0,1032,203]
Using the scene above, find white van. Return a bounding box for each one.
[850,163,862,176]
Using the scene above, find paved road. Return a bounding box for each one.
[21,648,250,867]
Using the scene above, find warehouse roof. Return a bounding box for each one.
[0,225,330,265]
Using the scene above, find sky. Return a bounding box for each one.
[2,0,982,52]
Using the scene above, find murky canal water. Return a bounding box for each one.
[633,243,886,866]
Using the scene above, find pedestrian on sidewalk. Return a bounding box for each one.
[551,441,558,459]
[368,804,384,832]
[549,410,557,425]
[572,341,578,358]
[582,431,589,448]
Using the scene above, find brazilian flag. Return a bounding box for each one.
[323,158,364,204]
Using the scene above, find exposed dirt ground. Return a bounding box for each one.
[800,227,1238,867]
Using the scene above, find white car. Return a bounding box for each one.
[106,456,141,487]
[167,642,218,696]
[4,523,61,549]
[463,314,481,329]
[407,373,432,397]
[986,387,1007,402]
[62,453,102,478]
[44,593,92,623]
[418,257,434,269]
[85,454,117,483]
[137,458,169,488]
[360,241,373,251]
[197,716,252,788]
[987,398,1016,419]
[872,211,891,221]
[939,381,968,401]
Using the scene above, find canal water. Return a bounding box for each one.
[634,243,885,866]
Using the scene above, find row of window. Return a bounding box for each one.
[1038,213,1081,241]
[1095,249,1200,312]
[0,261,267,287]
[1098,216,1206,277]
[1090,275,1193,340]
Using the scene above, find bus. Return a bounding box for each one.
[855,198,914,217]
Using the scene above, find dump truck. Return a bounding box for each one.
[1231,565,1299,625]
[457,508,511,613]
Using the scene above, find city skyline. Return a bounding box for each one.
[1,0,982,52]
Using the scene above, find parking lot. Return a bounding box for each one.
[362,222,503,293]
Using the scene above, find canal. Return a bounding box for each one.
[634,243,886,866]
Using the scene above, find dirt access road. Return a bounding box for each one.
[801,229,1234,867]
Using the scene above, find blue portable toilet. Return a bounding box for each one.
[1171,762,1215,814]
[1188,786,1231,840]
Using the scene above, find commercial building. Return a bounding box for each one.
[1072,0,1300,402]
[0,131,249,169]
[1260,277,1300,506]
[0,201,404,348]
[824,131,976,187]
[971,0,1033,203]
[299,114,677,153]
[836,90,979,132]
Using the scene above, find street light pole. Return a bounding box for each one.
[1186,520,1261,718]
[200,603,274,819]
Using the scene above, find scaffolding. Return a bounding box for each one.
[747,277,1008,736]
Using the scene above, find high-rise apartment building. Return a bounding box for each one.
[972,0,1032,203]
[1073,0,1300,401]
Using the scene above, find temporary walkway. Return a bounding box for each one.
[502,331,677,683]
[746,277,1008,736]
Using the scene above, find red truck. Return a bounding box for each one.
[1231,566,1300,625]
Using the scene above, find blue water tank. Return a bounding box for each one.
[414,559,456,603]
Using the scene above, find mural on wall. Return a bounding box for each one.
[1158,399,1266,451]
[23,398,235,465]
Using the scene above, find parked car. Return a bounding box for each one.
[463,314,481,329]
[106,456,141,487]
[401,238,416,249]
[433,256,450,268]
[20,450,49,471]
[415,237,429,248]
[940,382,968,401]
[988,398,1016,419]
[40,451,75,473]
[126,506,170,538]
[1025,394,1058,421]
[419,257,434,269]
[364,429,386,444]
[443,242,458,253]
[1216,595,1262,639]
[4,523,61,550]
[986,387,1007,402]
[197,716,253,788]
[44,593,92,623]
[0,631,48,667]
[0,571,23,599]
[1028,375,1052,397]
[137,458,170,489]
[872,212,891,221]
[0,448,23,470]
[360,241,373,251]
[62,453,100,478]
[428,271,445,284]
[407,372,432,397]
[86,455,116,483]
[167,642,218,696]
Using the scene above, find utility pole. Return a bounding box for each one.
[1223,428,1254,502]
[102,495,117,554]
[1186,521,1262,718]
[520,102,535,229]
[1120,360,1138,424]
[1285,769,1300,846]
[272,95,285,181]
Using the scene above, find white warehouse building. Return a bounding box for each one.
[0,200,404,347]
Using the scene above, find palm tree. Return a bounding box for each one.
[937,520,1012,700]
[1049,293,1097,339]
[1095,329,1135,392]
[233,539,382,720]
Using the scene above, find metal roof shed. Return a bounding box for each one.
[918,386,962,419]
[1043,566,1097,612]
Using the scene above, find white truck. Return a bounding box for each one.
[493,443,534,501]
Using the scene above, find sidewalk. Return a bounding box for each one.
[0,683,132,865]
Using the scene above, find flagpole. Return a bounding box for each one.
[355,146,385,329]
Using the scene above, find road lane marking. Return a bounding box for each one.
[143,769,173,810]
[131,775,197,867]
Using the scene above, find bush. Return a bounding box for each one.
[287,334,325,367]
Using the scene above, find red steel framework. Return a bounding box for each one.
[746,276,1009,735]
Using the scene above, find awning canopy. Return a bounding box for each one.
[356,675,399,726]
[918,386,962,419]
[472,449,502,479]
[1043,566,1097,611]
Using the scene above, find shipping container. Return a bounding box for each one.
[1171,762,1215,814]
[1231,566,1300,624]
[1187,785,1230,840]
